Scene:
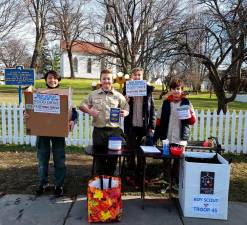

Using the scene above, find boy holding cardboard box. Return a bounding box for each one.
[25,70,78,197]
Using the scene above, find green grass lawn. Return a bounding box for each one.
[0,79,247,111]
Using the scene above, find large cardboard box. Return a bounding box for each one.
[179,152,230,220]
[24,88,72,137]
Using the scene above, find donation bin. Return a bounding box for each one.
[179,151,230,220]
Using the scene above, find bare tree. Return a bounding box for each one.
[49,0,89,78]
[90,0,180,75]
[24,0,50,70]
[0,38,31,67]
[0,0,23,41]
[172,0,247,113]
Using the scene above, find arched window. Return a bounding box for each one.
[73,57,78,72]
[87,58,92,73]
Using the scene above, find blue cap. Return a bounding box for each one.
[109,136,122,141]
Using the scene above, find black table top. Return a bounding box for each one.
[85,145,134,156]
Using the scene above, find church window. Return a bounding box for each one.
[87,58,92,73]
[73,57,78,72]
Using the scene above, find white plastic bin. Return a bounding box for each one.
[179,151,230,220]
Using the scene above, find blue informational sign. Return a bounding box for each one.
[5,66,35,86]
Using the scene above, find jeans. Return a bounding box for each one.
[36,136,66,187]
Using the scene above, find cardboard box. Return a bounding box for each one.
[179,152,230,220]
[24,88,72,137]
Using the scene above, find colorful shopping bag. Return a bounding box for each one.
[87,175,122,223]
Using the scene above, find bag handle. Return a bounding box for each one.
[100,175,104,190]
[99,175,112,190]
[108,176,112,188]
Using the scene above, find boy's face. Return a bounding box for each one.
[46,73,59,88]
[131,71,143,80]
[171,86,183,99]
[100,73,113,90]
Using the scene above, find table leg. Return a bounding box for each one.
[91,156,95,177]
[168,158,173,199]
[118,156,122,176]
[141,156,147,209]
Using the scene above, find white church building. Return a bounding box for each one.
[60,40,109,79]
[60,12,117,79]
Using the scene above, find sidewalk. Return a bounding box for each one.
[0,194,246,225]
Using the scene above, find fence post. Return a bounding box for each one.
[1,103,7,144]
[199,110,205,141]
[19,103,24,145]
[237,111,243,153]
[243,111,247,154]
[224,112,230,152]
[13,104,18,144]
[212,110,217,137]
[231,111,237,152]
[192,110,198,141]
[79,111,83,146]
[85,113,90,145]
[7,103,12,144]
[206,110,211,139]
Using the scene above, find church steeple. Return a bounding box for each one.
[103,0,114,47]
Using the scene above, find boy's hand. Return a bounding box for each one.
[125,96,130,103]
[90,108,99,118]
[69,121,75,131]
[147,128,154,135]
[120,109,128,117]
[23,111,30,120]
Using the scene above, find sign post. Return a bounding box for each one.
[4,66,35,105]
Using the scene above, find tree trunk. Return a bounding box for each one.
[215,92,228,114]
[30,35,42,69]
[30,47,38,69]
[67,49,74,79]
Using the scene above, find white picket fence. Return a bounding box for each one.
[0,103,247,153]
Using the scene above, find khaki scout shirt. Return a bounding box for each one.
[81,88,129,128]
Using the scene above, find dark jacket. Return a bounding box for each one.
[154,98,192,141]
[123,84,155,135]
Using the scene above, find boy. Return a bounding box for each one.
[123,67,155,185]
[79,69,129,175]
[154,78,196,191]
[25,70,78,197]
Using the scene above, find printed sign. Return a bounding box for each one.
[126,80,147,96]
[200,171,215,194]
[110,108,120,123]
[33,93,60,114]
[192,196,220,215]
[5,66,35,86]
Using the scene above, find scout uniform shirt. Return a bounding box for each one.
[81,88,129,128]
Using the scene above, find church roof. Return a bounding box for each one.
[60,40,105,55]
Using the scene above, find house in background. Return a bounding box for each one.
[60,10,118,79]
[60,40,110,79]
